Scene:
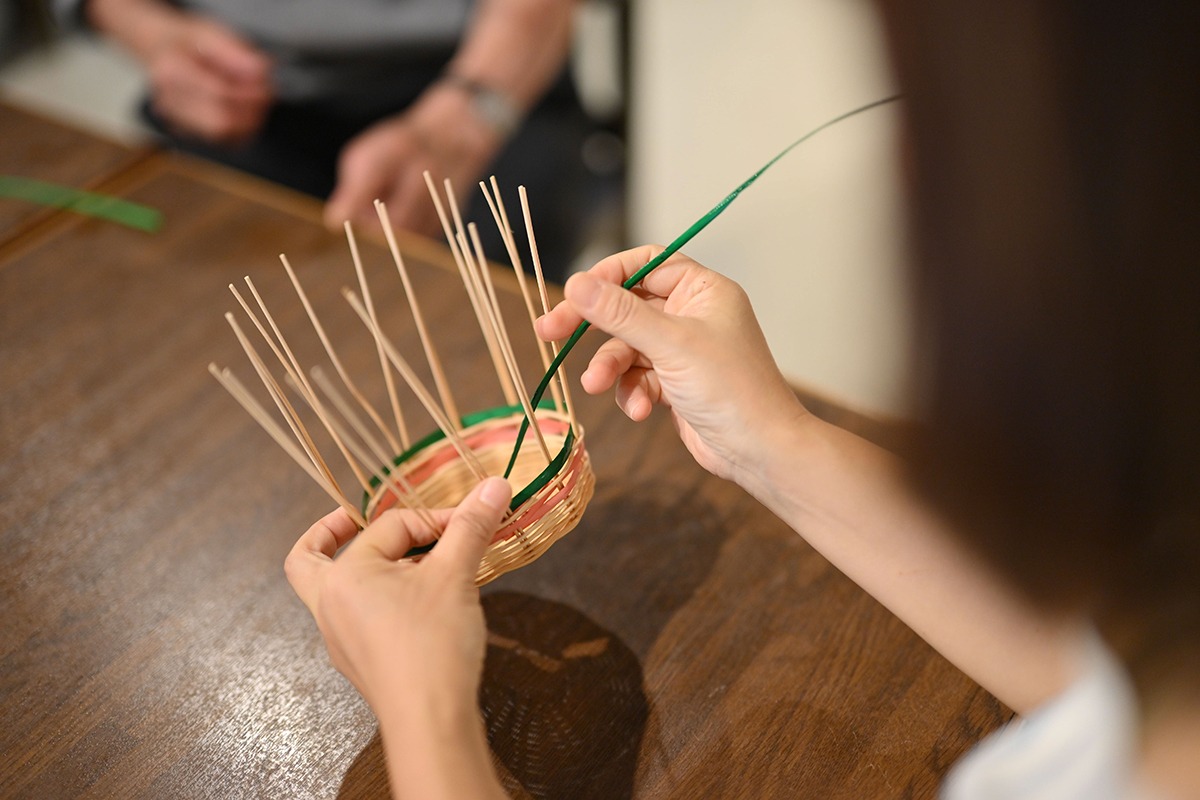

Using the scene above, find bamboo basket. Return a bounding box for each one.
[366,405,593,584]
[211,175,592,584]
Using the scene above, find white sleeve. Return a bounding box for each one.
[941,632,1161,800]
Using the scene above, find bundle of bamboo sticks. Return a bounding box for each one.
[209,174,594,583]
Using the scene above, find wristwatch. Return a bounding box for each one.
[440,73,522,140]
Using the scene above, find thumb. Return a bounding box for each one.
[565,272,676,358]
[426,477,512,578]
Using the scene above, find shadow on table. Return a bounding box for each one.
[337,480,730,799]
[480,591,648,798]
[336,592,648,800]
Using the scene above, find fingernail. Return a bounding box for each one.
[478,477,511,511]
[567,273,601,312]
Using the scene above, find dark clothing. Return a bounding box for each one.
[142,63,595,280]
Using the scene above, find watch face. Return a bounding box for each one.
[442,74,520,137]
[475,88,520,138]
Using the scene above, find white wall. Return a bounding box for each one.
[629,0,911,416]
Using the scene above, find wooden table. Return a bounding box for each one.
[0,101,155,249]
[0,102,1008,799]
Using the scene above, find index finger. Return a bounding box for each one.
[536,246,694,341]
[344,506,455,562]
[285,507,360,609]
[586,245,701,296]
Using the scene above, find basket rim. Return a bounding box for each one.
[361,400,577,518]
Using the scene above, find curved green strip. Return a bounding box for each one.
[501,95,902,478]
[363,400,560,494]
[510,428,575,509]
[363,401,552,495]
[0,175,163,232]
[360,401,572,549]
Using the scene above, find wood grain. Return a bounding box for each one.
[0,112,1008,799]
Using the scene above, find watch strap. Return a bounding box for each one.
[440,73,521,140]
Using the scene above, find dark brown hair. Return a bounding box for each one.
[882,2,1200,700]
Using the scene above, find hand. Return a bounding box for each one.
[324,83,502,235]
[284,477,511,716]
[537,247,809,485]
[89,0,273,144]
[146,16,273,144]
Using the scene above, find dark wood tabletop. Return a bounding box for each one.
[0,102,1008,799]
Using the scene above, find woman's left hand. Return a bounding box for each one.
[284,477,512,716]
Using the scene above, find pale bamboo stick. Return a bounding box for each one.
[478,178,565,413]
[421,172,517,406]
[519,186,579,433]
[342,289,489,480]
[209,364,367,528]
[304,370,436,530]
[373,199,462,426]
[224,312,342,495]
[279,253,402,455]
[307,366,392,471]
[231,280,372,491]
[462,224,551,463]
[344,221,410,449]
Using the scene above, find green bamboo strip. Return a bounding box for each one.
[0,175,163,232]
[502,95,901,477]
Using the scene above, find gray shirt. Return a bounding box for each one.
[56,0,474,103]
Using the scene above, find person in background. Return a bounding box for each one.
[285,2,1199,798]
[56,0,596,276]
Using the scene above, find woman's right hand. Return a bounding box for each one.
[537,246,808,486]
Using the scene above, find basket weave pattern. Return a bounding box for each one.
[366,409,594,585]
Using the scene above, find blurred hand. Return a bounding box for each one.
[89,0,273,145]
[147,16,272,144]
[537,247,808,484]
[325,83,502,235]
[284,477,511,715]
